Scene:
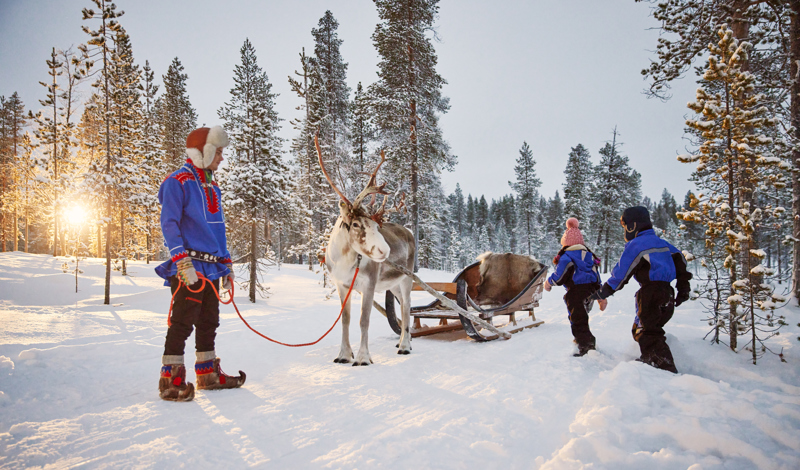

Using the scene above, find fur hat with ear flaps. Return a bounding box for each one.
[560,217,584,247]
[185,126,229,169]
[621,206,653,242]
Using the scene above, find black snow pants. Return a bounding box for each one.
[633,281,678,373]
[164,276,220,357]
[564,282,600,353]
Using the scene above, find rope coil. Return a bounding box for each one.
[167,257,361,347]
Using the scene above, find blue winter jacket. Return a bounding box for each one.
[547,245,601,288]
[595,229,691,299]
[155,160,232,286]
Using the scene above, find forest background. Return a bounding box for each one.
[1,0,798,363]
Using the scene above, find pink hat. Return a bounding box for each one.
[560,218,584,246]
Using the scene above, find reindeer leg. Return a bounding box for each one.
[334,283,354,364]
[397,282,413,355]
[353,288,375,366]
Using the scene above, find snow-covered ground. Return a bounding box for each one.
[1,252,799,469]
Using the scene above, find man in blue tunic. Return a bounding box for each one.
[589,206,692,373]
[155,125,245,401]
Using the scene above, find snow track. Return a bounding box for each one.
[1,253,799,469]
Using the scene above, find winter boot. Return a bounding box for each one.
[573,340,596,357]
[159,363,195,402]
[195,352,246,391]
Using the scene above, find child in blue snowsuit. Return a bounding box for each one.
[543,218,605,356]
[589,206,692,373]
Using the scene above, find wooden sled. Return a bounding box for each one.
[383,261,548,342]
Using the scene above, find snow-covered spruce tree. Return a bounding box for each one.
[509,141,541,256]
[350,82,375,189]
[108,27,145,276]
[637,0,800,304]
[15,133,39,253]
[312,11,350,162]
[416,171,447,269]
[137,60,164,263]
[31,48,63,257]
[677,25,785,360]
[504,195,518,253]
[562,143,594,221]
[288,47,330,269]
[81,0,123,305]
[447,183,465,236]
[76,92,107,258]
[589,128,641,273]
[543,191,565,258]
[218,38,289,303]
[157,57,197,171]
[369,0,456,271]
[0,96,8,250]
[1,93,27,251]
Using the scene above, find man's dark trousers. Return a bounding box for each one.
[164,276,220,356]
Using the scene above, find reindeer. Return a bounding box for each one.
[316,136,415,365]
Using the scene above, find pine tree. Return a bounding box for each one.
[350,82,374,188]
[218,38,289,302]
[637,0,800,303]
[288,47,329,269]
[138,60,164,263]
[562,143,593,220]
[509,141,541,255]
[81,0,126,304]
[677,25,785,361]
[158,57,197,170]
[108,27,144,275]
[312,10,350,143]
[31,48,65,258]
[590,128,640,272]
[447,183,465,236]
[1,93,27,252]
[370,0,456,270]
[544,191,565,257]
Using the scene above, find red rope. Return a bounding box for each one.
[167,265,360,347]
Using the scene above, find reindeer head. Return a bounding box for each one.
[316,134,404,263]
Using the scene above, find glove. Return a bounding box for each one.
[176,257,198,286]
[543,279,552,292]
[675,291,690,307]
[222,263,234,290]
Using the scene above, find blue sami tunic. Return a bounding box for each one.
[155,159,232,286]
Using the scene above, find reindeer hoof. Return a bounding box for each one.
[333,357,351,364]
[352,361,370,366]
[397,349,410,355]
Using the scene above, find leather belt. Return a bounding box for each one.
[187,249,221,263]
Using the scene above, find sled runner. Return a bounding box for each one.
[382,258,548,342]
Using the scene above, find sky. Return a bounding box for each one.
[0,0,699,205]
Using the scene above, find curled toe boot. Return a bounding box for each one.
[159,364,195,402]
[196,357,246,390]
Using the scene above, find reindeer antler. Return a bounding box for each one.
[370,192,407,226]
[315,133,352,207]
[352,149,388,209]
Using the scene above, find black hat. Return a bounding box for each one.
[621,206,652,242]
